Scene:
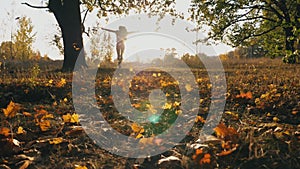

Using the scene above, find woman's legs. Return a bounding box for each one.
[116,41,125,66]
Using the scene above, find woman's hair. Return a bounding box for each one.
[119,26,127,33]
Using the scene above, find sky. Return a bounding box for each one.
[0,0,233,60]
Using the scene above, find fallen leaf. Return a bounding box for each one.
[19,160,31,169]
[185,84,193,92]
[39,120,51,131]
[199,153,211,165]
[131,123,144,133]
[216,146,238,156]
[17,126,25,134]
[49,137,64,144]
[195,116,206,123]
[3,101,21,118]
[139,137,154,145]
[63,113,79,123]
[236,91,252,99]
[0,127,10,137]
[22,112,32,117]
[74,165,88,169]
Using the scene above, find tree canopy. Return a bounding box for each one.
[189,0,300,63]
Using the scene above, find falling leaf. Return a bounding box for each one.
[0,127,10,137]
[2,101,21,118]
[17,126,25,134]
[49,137,64,144]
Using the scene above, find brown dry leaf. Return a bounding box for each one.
[65,127,84,136]
[0,127,10,137]
[49,137,64,144]
[2,101,21,118]
[19,160,31,169]
[22,112,32,117]
[214,123,239,143]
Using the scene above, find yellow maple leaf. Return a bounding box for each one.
[17,126,25,134]
[49,137,64,144]
[2,101,20,118]
[62,113,79,123]
[70,113,79,123]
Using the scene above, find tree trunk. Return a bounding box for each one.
[284,27,295,52]
[49,0,87,72]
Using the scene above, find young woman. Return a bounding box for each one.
[101,26,136,67]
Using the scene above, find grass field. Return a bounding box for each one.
[0,58,299,169]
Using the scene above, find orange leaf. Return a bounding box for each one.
[75,165,88,169]
[195,116,206,123]
[131,123,144,133]
[214,123,238,140]
[236,91,253,99]
[199,153,211,165]
[49,137,64,144]
[39,120,51,131]
[216,146,238,156]
[0,127,10,137]
[2,101,20,118]
[22,112,32,117]
[17,126,25,134]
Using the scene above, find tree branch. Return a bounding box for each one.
[97,0,115,12]
[240,24,282,43]
[21,2,48,9]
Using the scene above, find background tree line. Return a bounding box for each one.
[0,16,50,63]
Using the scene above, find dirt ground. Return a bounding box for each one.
[0,58,299,169]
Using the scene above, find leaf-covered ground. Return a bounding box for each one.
[0,58,299,169]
